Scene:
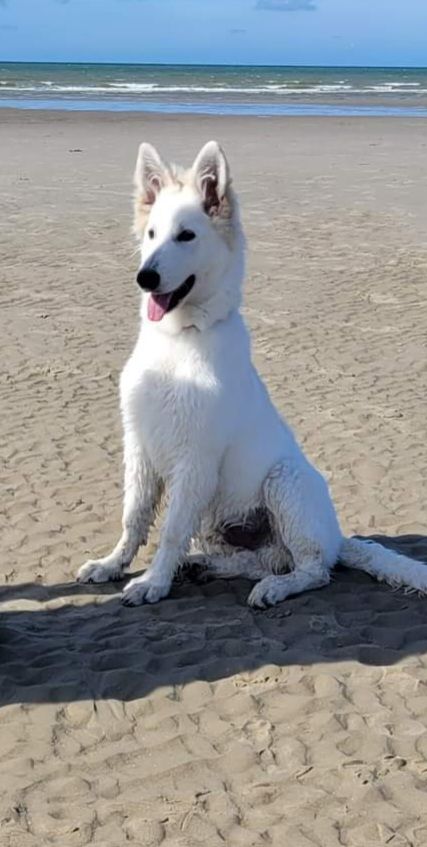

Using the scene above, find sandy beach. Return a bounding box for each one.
[1,109,427,846]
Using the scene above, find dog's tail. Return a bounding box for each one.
[339,536,427,594]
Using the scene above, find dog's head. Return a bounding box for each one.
[133,141,244,331]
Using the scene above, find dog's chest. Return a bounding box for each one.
[123,340,221,475]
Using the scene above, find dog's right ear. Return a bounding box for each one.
[191,140,230,217]
[134,143,170,205]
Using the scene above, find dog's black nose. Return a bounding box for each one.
[136,268,161,291]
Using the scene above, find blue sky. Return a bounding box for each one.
[0,0,426,66]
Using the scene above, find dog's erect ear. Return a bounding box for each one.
[191,140,230,216]
[134,142,170,205]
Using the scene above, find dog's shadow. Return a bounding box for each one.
[1,534,427,708]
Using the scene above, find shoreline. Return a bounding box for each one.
[2,104,427,122]
[2,99,427,117]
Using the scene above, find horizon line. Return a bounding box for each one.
[1,59,427,71]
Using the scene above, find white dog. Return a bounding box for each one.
[77,141,427,608]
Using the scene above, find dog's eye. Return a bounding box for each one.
[176,229,196,242]
[148,229,155,240]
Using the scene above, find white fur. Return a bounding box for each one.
[77,141,427,607]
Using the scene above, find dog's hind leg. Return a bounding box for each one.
[181,541,292,583]
[181,550,270,582]
[77,438,161,584]
[248,460,335,608]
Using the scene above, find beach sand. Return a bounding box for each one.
[1,110,427,846]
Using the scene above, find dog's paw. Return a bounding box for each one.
[77,559,124,584]
[247,576,284,609]
[177,557,211,585]
[121,574,170,606]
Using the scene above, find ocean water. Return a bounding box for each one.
[1,63,427,116]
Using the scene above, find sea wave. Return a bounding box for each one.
[1,81,426,96]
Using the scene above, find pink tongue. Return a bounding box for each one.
[148,293,173,322]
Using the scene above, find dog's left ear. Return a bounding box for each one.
[191,140,230,216]
[134,142,171,205]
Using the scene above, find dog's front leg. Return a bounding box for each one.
[77,437,161,584]
[121,459,218,606]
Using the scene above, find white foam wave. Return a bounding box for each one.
[367,84,425,93]
[1,80,426,96]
